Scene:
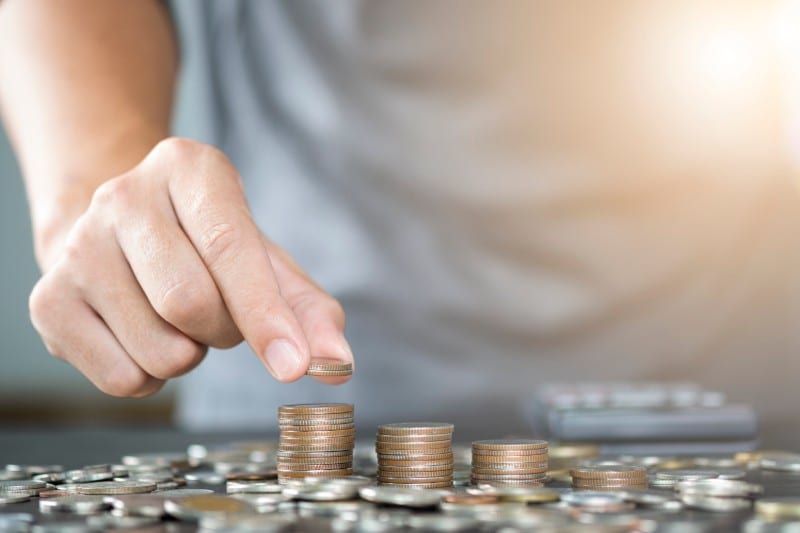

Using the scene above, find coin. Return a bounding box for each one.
[492,487,561,503]
[377,423,454,436]
[72,480,157,495]
[570,466,648,479]
[305,358,353,376]
[472,439,548,451]
[164,494,255,520]
[359,485,444,507]
[279,403,353,415]
[674,479,762,498]
[441,493,499,505]
[378,456,454,468]
[39,495,111,515]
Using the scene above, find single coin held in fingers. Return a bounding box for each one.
[305,358,353,377]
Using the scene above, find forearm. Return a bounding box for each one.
[0,0,177,269]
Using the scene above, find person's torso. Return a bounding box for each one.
[171,0,800,440]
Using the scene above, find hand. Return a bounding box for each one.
[28,138,353,397]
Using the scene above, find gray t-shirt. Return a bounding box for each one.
[171,0,800,441]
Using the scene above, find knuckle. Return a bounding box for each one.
[155,279,209,328]
[97,367,151,398]
[145,336,205,380]
[91,175,135,212]
[198,222,240,267]
[28,279,53,333]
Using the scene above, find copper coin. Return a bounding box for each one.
[277,468,353,478]
[472,439,548,451]
[471,459,548,467]
[472,479,545,488]
[378,481,453,489]
[442,493,499,505]
[376,434,453,444]
[471,473,547,481]
[569,466,647,479]
[225,471,278,481]
[281,428,355,439]
[377,475,453,484]
[278,463,353,472]
[376,442,452,453]
[378,423,454,436]
[471,466,548,475]
[377,451,454,460]
[278,456,353,466]
[378,457,454,468]
[279,442,354,452]
[305,358,353,376]
[379,465,454,474]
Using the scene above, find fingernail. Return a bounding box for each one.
[264,339,303,380]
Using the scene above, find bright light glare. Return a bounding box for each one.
[695,30,758,88]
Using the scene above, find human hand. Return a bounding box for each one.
[29,138,353,396]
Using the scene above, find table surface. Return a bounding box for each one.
[2,427,800,532]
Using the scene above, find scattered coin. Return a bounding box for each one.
[39,495,111,515]
[755,497,800,520]
[358,486,444,508]
[164,494,255,520]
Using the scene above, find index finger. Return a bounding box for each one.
[151,139,310,381]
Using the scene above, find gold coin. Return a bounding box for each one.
[495,488,560,503]
[172,495,251,513]
[471,439,548,451]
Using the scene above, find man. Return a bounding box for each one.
[1,1,799,440]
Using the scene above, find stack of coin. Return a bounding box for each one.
[470,439,549,487]
[569,465,648,491]
[376,423,454,488]
[276,404,354,485]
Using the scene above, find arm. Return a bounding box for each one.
[0,0,176,269]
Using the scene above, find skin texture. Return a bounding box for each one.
[0,0,354,396]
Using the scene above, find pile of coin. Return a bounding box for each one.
[569,465,648,490]
[375,423,454,488]
[470,439,548,487]
[305,358,353,378]
[277,403,354,484]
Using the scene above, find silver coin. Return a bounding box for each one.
[296,500,373,518]
[407,514,478,531]
[31,524,93,533]
[72,480,156,495]
[309,475,373,489]
[561,491,625,506]
[155,488,214,497]
[0,480,47,492]
[359,486,444,508]
[0,470,28,481]
[680,494,752,512]
[760,455,800,473]
[675,478,763,498]
[64,470,113,483]
[107,494,168,517]
[33,472,65,484]
[185,471,226,485]
[0,493,30,505]
[282,482,358,501]
[227,481,283,494]
[655,470,720,481]
[39,495,111,515]
[6,465,63,475]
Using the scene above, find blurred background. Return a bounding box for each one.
[1,0,800,440]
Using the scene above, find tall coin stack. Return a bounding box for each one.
[277,403,355,484]
[471,439,549,487]
[569,465,648,491]
[376,423,454,488]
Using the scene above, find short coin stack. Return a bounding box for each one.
[471,439,549,487]
[569,465,649,491]
[277,403,354,484]
[376,423,454,488]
